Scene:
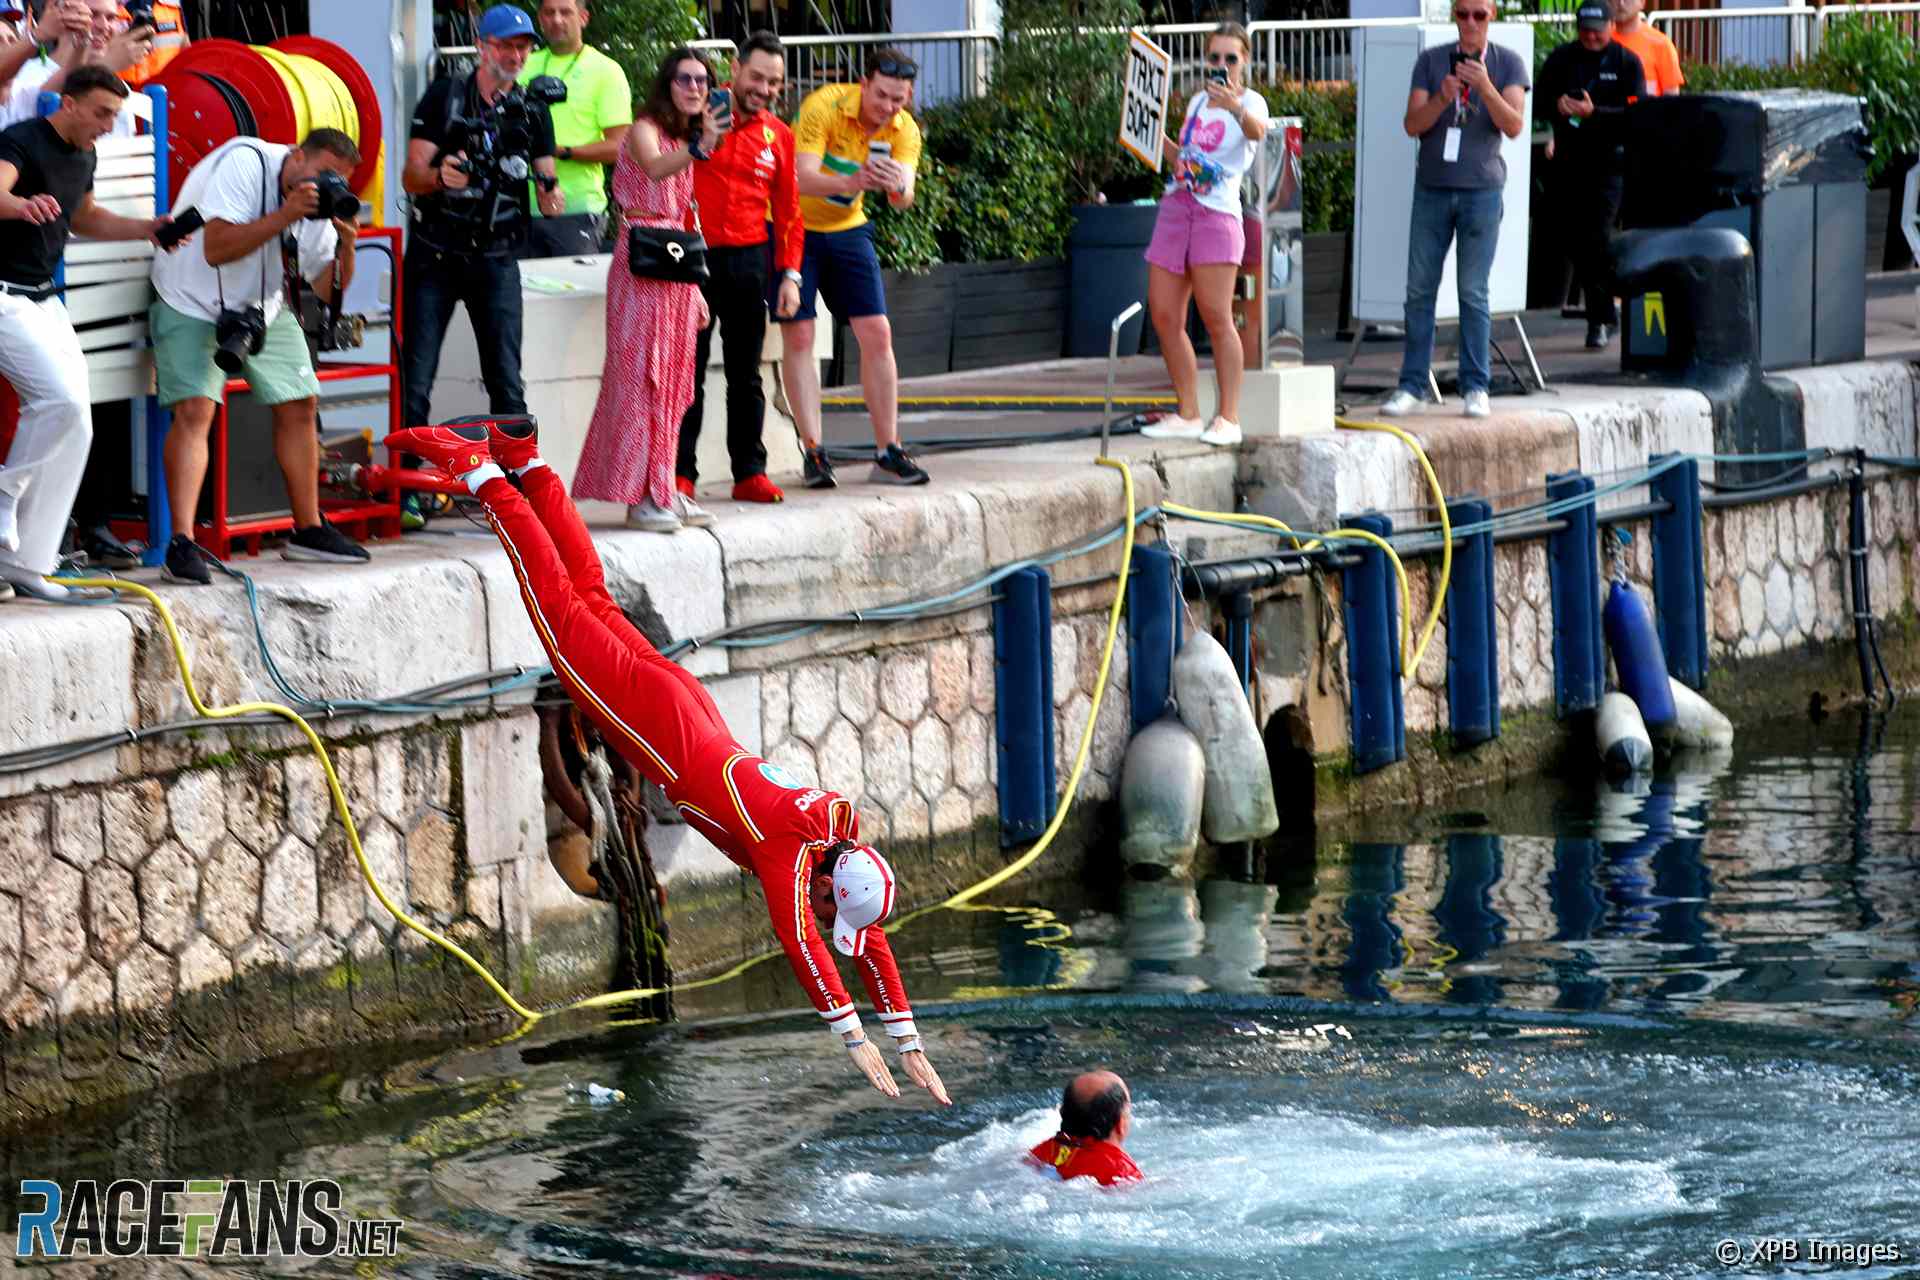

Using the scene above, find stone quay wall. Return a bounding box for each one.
[3,359,1918,1122]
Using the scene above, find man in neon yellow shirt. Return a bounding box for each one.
[518,0,631,257]
[779,47,929,487]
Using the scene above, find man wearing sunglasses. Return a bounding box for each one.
[781,46,930,488]
[1380,2,1529,421]
[1537,1,1644,349]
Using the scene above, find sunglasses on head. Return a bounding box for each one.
[1454,8,1493,19]
[869,57,918,81]
[673,71,709,89]
[1206,51,1242,65]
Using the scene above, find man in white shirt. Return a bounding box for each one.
[0,0,149,131]
[148,128,372,582]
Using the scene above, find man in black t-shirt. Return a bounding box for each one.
[397,2,561,494]
[1537,1,1645,348]
[0,64,169,602]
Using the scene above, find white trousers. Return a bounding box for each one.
[0,291,92,578]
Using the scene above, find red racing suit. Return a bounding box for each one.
[478,466,916,1044]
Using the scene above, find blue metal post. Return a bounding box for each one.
[1126,542,1183,731]
[1649,452,1708,689]
[1224,590,1254,699]
[1444,497,1499,748]
[143,85,172,566]
[993,566,1056,847]
[1547,471,1605,717]
[1341,511,1404,774]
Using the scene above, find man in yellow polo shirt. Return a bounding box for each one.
[518,0,631,257]
[779,46,929,487]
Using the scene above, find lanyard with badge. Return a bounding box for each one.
[1444,49,1479,164]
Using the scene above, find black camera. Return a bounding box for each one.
[123,0,155,29]
[314,310,367,353]
[214,305,267,374]
[307,171,361,222]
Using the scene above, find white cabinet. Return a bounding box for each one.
[1351,24,1533,325]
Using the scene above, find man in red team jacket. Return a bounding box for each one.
[386,415,950,1105]
[676,29,802,508]
[1028,1070,1143,1186]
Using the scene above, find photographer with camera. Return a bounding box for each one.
[399,2,562,503]
[114,0,187,88]
[0,66,172,603]
[1377,2,1528,421]
[147,128,371,583]
[518,0,629,258]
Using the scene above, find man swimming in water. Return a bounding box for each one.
[1027,1070,1142,1185]
[384,416,950,1105]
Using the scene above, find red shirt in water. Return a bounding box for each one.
[1027,1135,1142,1187]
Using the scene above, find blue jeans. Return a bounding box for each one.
[401,242,527,431]
[1399,184,1503,398]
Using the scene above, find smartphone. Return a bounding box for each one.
[867,140,891,161]
[1207,67,1229,87]
[708,87,732,126]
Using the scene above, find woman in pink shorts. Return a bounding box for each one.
[1141,22,1270,448]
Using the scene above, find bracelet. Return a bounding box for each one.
[895,1036,922,1054]
[843,1036,869,1051]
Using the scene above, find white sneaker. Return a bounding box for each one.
[1377,391,1421,417]
[0,467,29,554]
[1200,416,1242,447]
[1463,390,1492,419]
[675,491,715,528]
[625,500,680,533]
[1140,414,1205,440]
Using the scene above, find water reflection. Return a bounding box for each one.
[1111,718,1920,1031]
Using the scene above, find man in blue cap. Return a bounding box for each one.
[397,2,563,506]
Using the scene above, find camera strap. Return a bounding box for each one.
[212,141,276,318]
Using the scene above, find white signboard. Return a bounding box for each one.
[1119,30,1172,173]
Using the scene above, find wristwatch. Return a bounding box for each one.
[558,145,574,161]
[782,268,802,285]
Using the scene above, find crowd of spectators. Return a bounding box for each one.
[0,0,1700,602]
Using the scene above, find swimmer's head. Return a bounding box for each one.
[1060,1070,1132,1145]
[822,843,896,957]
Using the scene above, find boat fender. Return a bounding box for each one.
[1596,690,1654,776]
[1117,714,1206,871]
[1664,677,1734,750]
[1173,629,1281,843]
[1603,578,1677,731]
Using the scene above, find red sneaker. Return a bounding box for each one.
[676,474,697,499]
[383,423,492,478]
[425,415,538,471]
[731,473,785,504]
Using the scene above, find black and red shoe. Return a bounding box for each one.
[383,422,493,478]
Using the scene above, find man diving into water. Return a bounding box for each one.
[385,416,950,1104]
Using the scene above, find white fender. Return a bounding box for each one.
[1122,879,1207,995]
[1199,879,1278,993]
[1662,678,1734,750]
[1172,630,1281,843]
[1596,690,1654,776]
[1118,715,1207,871]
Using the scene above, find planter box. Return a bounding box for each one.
[1303,231,1351,336]
[950,258,1066,371]
[834,258,1067,383]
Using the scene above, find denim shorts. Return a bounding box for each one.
[782,224,887,323]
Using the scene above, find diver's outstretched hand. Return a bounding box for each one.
[844,1032,900,1099]
[902,1049,951,1106]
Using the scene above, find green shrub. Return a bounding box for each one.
[868,156,950,273]
[918,96,1077,262]
[501,0,702,109]
[1810,13,1920,185]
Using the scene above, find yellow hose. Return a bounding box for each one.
[1335,416,1452,675]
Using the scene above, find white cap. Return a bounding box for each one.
[829,845,896,957]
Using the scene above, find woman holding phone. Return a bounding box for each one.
[1140,22,1269,449]
[572,46,722,532]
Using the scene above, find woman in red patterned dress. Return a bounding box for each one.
[572,47,721,533]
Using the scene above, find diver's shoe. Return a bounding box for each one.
[383,424,493,480]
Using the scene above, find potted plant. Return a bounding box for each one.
[998,0,1162,357]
